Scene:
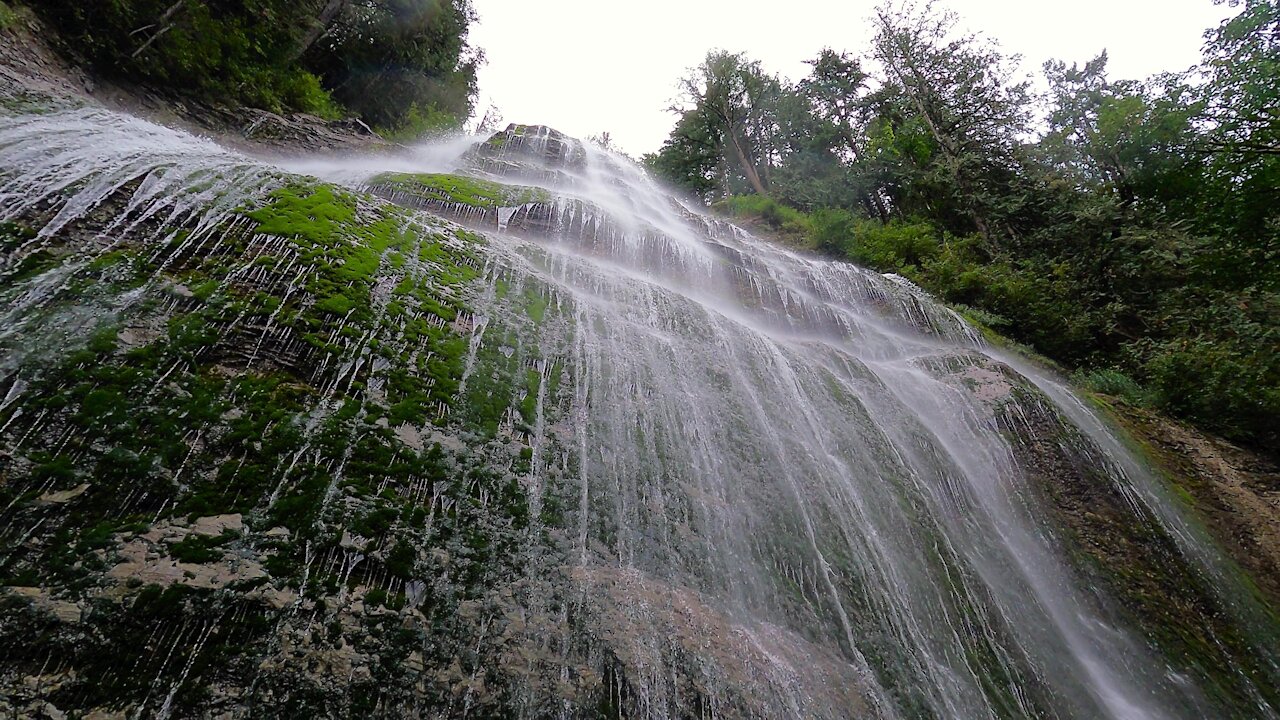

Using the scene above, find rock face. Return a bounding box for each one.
[203,106,389,153]
[2,91,1280,720]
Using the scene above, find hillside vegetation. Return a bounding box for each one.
[646,0,1279,452]
[30,0,479,135]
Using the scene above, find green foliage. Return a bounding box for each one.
[276,70,343,120]
[379,103,459,142]
[33,0,477,128]
[846,217,940,272]
[169,530,237,564]
[1073,368,1153,407]
[713,195,810,243]
[643,108,724,202]
[0,1,17,30]
[654,2,1279,452]
[303,0,479,132]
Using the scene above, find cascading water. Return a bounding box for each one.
[1,106,1277,720]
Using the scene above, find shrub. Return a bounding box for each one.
[0,2,17,30]
[713,195,810,242]
[845,218,941,272]
[1142,337,1280,447]
[1074,368,1153,407]
[809,207,857,254]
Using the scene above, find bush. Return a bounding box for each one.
[33,0,476,129]
[1074,368,1153,407]
[809,207,857,254]
[1142,337,1280,447]
[378,103,458,142]
[845,218,941,272]
[276,70,343,119]
[37,0,321,113]
[713,195,812,245]
[710,189,1280,452]
[0,1,17,30]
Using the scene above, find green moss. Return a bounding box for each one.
[316,293,356,316]
[369,172,550,211]
[385,540,415,580]
[523,285,549,323]
[350,505,397,538]
[190,279,221,301]
[6,249,59,283]
[268,472,329,536]
[0,2,16,30]
[520,368,541,425]
[29,455,77,485]
[0,220,34,252]
[88,250,130,271]
[248,185,357,241]
[169,530,238,564]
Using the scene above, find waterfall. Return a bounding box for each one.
[1,108,1276,720]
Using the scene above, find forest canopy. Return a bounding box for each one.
[34,0,481,134]
[645,0,1280,451]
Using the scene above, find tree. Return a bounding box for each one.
[675,51,787,195]
[1199,0,1280,159]
[35,0,481,132]
[1193,0,1280,251]
[303,0,481,132]
[291,0,350,63]
[870,0,1032,238]
[799,49,873,164]
[644,107,725,201]
[643,0,1280,451]
[1040,54,1204,215]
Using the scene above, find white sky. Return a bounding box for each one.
[468,0,1238,156]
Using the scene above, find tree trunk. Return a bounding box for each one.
[878,16,991,239]
[130,0,186,59]
[728,132,768,195]
[291,0,349,62]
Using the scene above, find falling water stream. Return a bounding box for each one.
[1,107,1278,719]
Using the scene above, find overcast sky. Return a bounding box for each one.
[467,0,1238,156]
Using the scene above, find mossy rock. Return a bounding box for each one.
[368,173,550,212]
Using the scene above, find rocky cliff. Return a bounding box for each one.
[2,20,1279,720]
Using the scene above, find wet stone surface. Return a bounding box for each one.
[0,104,1278,719]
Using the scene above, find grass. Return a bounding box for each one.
[712,195,811,245]
[1072,368,1155,408]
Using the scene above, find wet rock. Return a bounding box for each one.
[471,123,587,175]
[234,108,388,153]
[5,586,82,623]
[37,483,89,504]
[192,513,243,536]
[106,536,265,590]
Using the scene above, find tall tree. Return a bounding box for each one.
[870,0,1032,238]
[799,49,873,164]
[644,107,725,201]
[675,51,786,195]
[1194,0,1280,251]
[302,0,481,131]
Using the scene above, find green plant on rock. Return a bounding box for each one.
[370,173,550,211]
